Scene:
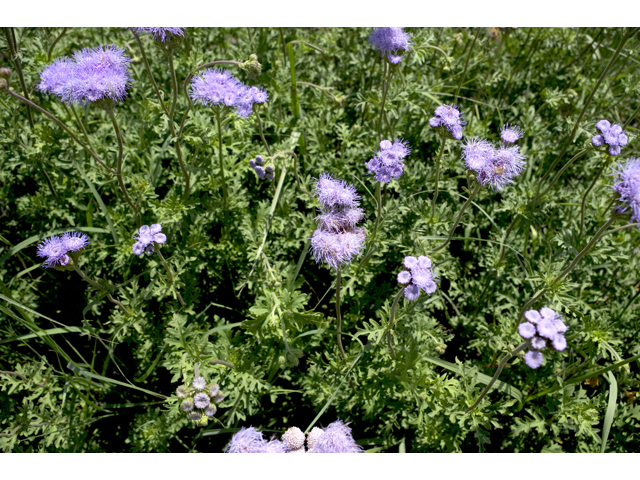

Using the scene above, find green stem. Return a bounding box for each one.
[466,342,529,412]
[47,27,67,62]
[107,110,138,220]
[69,104,95,151]
[73,264,102,288]
[156,249,185,307]
[431,183,481,254]
[580,157,610,235]
[168,51,179,120]
[3,28,34,129]
[386,287,405,358]
[377,61,389,142]
[432,135,447,218]
[533,149,589,204]
[215,108,228,210]
[453,29,478,104]
[336,269,345,360]
[495,214,520,267]
[255,109,272,155]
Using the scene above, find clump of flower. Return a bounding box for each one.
[310,173,366,270]
[611,158,640,226]
[225,427,286,453]
[368,27,412,64]
[463,130,526,191]
[397,255,438,301]
[131,27,185,42]
[309,420,363,453]
[282,427,306,453]
[189,68,268,118]
[518,307,568,369]
[249,155,275,180]
[500,124,524,144]
[132,224,167,256]
[365,138,411,184]
[592,120,628,156]
[36,232,90,269]
[176,377,224,425]
[429,104,465,140]
[38,45,132,108]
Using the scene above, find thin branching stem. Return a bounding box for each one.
[107,110,138,219]
[3,28,34,129]
[386,288,405,358]
[432,135,447,218]
[47,27,67,62]
[336,269,346,360]
[156,249,186,307]
[453,29,478,104]
[431,183,481,254]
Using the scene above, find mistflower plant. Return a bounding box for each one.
[368,27,412,64]
[429,104,465,140]
[611,157,640,226]
[463,137,526,191]
[225,427,286,453]
[189,68,268,118]
[309,420,363,453]
[500,124,524,144]
[592,119,628,156]
[365,138,411,184]
[518,307,568,369]
[38,45,132,108]
[36,232,90,269]
[397,255,438,301]
[132,224,167,256]
[176,375,224,425]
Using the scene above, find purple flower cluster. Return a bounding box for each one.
[226,420,362,453]
[592,120,628,156]
[310,173,366,270]
[36,232,90,268]
[397,256,438,301]
[249,155,274,180]
[178,377,224,423]
[611,158,640,226]
[365,138,411,184]
[500,124,524,144]
[463,131,526,191]
[368,27,412,64]
[38,45,132,107]
[189,68,268,118]
[429,105,465,140]
[518,307,568,369]
[132,224,167,256]
[131,27,185,42]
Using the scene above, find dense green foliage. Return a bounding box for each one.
[1,27,640,453]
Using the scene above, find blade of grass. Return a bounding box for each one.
[600,371,618,453]
[66,362,167,399]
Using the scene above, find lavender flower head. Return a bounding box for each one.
[282,427,305,452]
[518,307,568,369]
[310,420,363,453]
[189,68,268,118]
[311,173,366,270]
[592,120,628,156]
[500,124,524,144]
[193,393,210,409]
[132,27,185,42]
[39,45,132,108]
[132,224,167,256]
[611,158,640,226]
[368,27,412,64]
[397,255,438,301]
[429,104,465,140]
[463,138,526,191]
[249,155,275,180]
[36,232,90,269]
[225,427,286,453]
[366,138,411,184]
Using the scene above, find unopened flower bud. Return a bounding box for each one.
[249,159,256,168]
[242,54,262,79]
[265,173,274,180]
[265,165,275,173]
[188,411,203,421]
[181,399,194,412]
[255,155,264,166]
[176,386,188,399]
[213,393,225,404]
[204,405,217,417]
[282,427,305,451]
[207,384,220,397]
[0,67,11,80]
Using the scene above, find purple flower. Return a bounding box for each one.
[132,224,167,256]
[225,427,285,453]
[282,427,305,452]
[397,271,412,284]
[462,138,493,171]
[39,45,132,107]
[192,376,206,390]
[36,235,70,268]
[398,255,438,300]
[313,173,360,210]
[611,158,640,227]
[592,120,627,156]
[518,322,536,339]
[310,420,363,453]
[530,336,546,350]
[537,319,557,339]
[306,427,325,453]
[194,393,210,409]
[366,138,411,184]
[315,208,365,232]
[524,350,543,369]
[468,142,526,191]
[404,284,420,300]
[310,228,366,271]
[552,335,567,351]
[190,68,267,118]
[430,104,465,140]
[368,27,411,64]
[180,400,194,412]
[524,310,542,324]
[62,232,90,252]
[500,124,524,144]
[131,27,185,42]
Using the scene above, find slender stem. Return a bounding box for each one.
[432,135,447,218]
[453,29,478,104]
[466,342,529,412]
[156,249,186,307]
[107,110,138,219]
[336,269,345,360]
[580,157,610,235]
[623,103,640,130]
[210,359,235,368]
[168,52,179,120]
[215,108,228,210]
[255,109,272,155]
[533,149,589,204]
[431,183,481,254]
[3,28,34,129]
[386,287,406,358]
[47,27,67,62]
[106,294,132,316]
[69,104,95,151]
[132,31,171,118]
[377,61,390,142]
[73,264,103,288]
[4,89,115,173]
[495,214,520,266]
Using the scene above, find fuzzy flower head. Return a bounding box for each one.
[310,420,363,453]
[39,45,132,108]
[282,427,305,452]
[225,427,285,453]
[192,376,206,390]
[366,138,411,184]
[62,232,90,253]
[518,307,568,369]
[310,228,366,271]
[464,137,526,191]
[429,104,465,140]
[194,393,210,409]
[313,173,361,210]
[500,124,524,144]
[190,68,267,118]
[132,224,167,256]
[368,27,412,64]
[611,158,640,226]
[592,120,628,156]
[36,235,70,269]
[398,255,438,301]
[132,27,185,42]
